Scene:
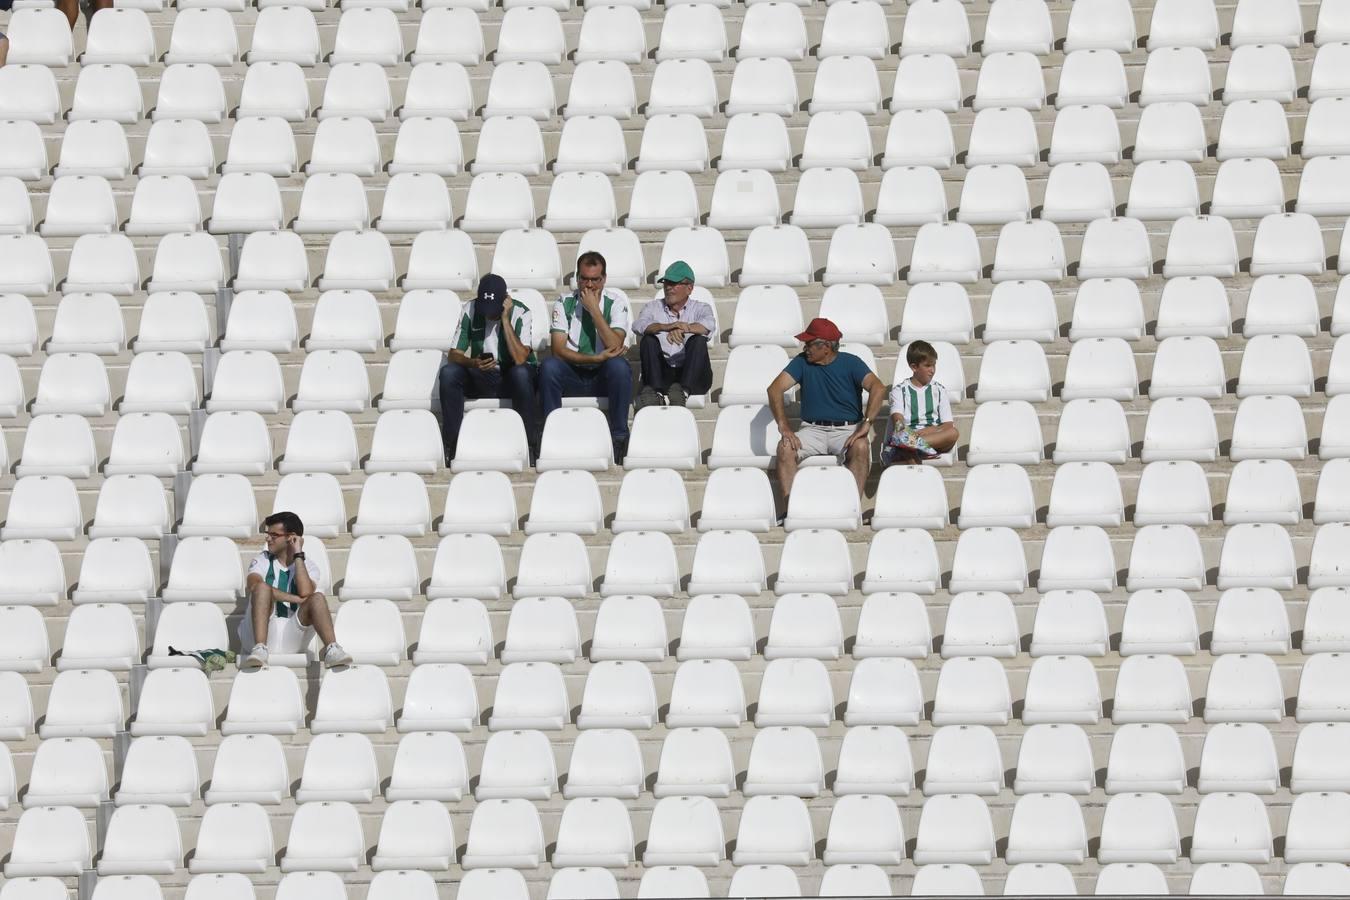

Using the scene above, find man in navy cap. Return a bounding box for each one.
[439,273,539,464]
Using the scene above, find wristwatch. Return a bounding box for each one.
[293,552,306,561]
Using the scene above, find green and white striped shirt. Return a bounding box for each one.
[455,301,536,365]
[889,379,953,430]
[550,291,631,357]
[248,551,321,618]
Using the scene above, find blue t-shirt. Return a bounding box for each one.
[783,351,872,423]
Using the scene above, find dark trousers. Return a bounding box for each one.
[639,333,713,395]
[438,360,538,456]
[539,355,632,442]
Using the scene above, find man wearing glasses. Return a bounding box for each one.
[767,318,887,512]
[540,251,633,463]
[633,260,715,409]
[239,511,352,669]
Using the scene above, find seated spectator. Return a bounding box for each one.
[239,511,351,669]
[768,318,887,509]
[439,273,540,464]
[633,260,714,409]
[541,250,633,462]
[883,339,959,465]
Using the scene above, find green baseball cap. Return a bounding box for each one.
[659,260,696,284]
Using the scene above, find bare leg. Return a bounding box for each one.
[775,439,800,508]
[89,0,113,21]
[0,36,9,67]
[249,582,274,647]
[54,0,78,30]
[917,423,959,454]
[845,437,871,497]
[298,592,339,648]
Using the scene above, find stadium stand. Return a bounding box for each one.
[0,0,1347,895]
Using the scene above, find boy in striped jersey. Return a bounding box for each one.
[883,340,959,465]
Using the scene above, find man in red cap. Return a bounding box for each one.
[766,317,887,510]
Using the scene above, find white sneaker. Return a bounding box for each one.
[240,644,269,669]
[322,643,353,668]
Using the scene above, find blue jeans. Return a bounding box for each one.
[438,361,538,457]
[539,356,632,442]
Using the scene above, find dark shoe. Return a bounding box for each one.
[613,437,628,466]
[634,386,665,411]
[666,382,687,407]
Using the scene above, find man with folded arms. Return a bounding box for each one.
[633,260,715,409]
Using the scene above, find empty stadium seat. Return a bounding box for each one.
[1137,109,1205,170]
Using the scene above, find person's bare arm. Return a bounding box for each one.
[246,571,304,605]
[550,331,613,366]
[579,286,625,352]
[289,536,317,600]
[767,371,800,452]
[845,373,887,450]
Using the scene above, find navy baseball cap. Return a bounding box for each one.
[475,273,508,319]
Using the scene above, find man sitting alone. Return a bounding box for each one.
[883,339,959,465]
[240,511,352,669]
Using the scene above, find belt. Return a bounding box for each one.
[804,419,861,427]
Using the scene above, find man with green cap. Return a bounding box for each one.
[632,260,716,408]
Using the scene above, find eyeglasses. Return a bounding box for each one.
[265,530,288,539]
[806,339,831,349]
[577,274,605,285]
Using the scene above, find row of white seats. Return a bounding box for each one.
[11,92,1350,188]
[4,648,1350,743]
[9,400,1347,523]
[0,0,1323,71]
[0,351,1346,460]
[14,863,1350,900]
[13,581,1350,676]
[0,373,1346,473]
[0,3,1335,100]
[5,214,1350,304]
[9,329,1326,427]
[12,146,1350,236]
[4,272,1350,371]
[6,272,1350,368]
[11,47,1350,146]
[21,720,1350,813]
[2,275,1347,381]
[7,462,1350,588]
[0,583,1335,676]
[13,408,1350,531]
[11,791,1350,884]
[729,333,1339,403]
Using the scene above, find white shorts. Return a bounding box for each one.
[237,613,311,654]
[795,423,861,461]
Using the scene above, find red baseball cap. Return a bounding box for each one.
[795,317,843,343]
